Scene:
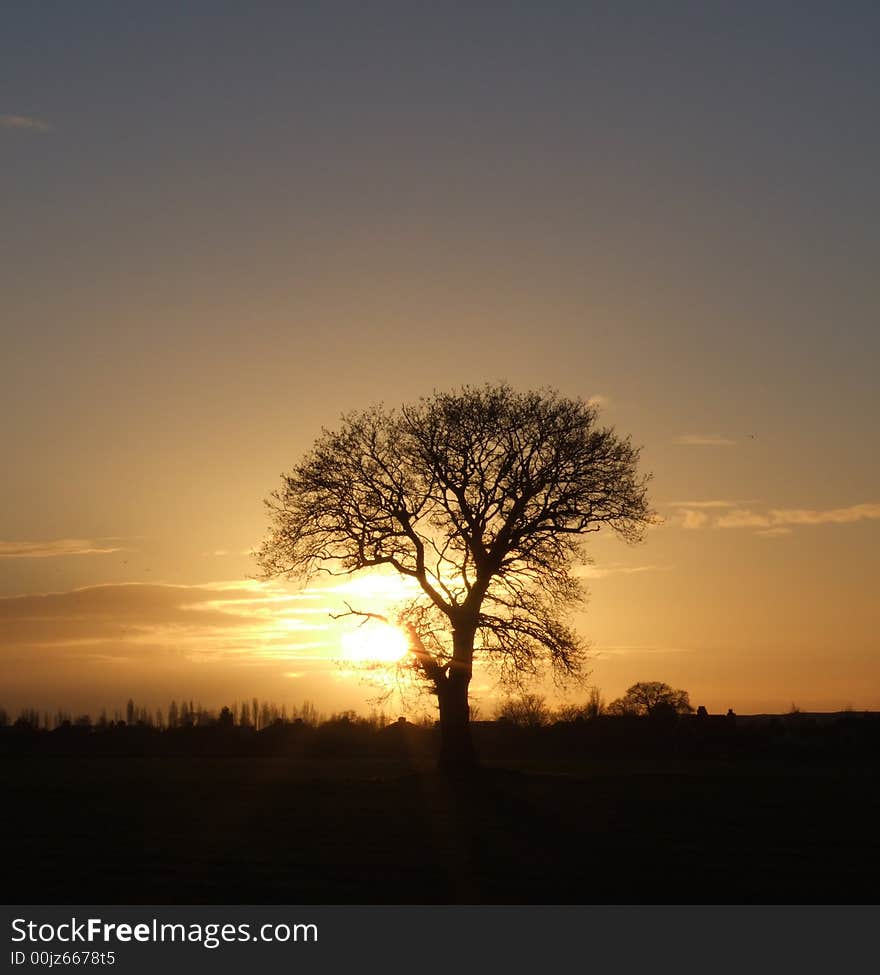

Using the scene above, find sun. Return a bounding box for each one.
[341,621,410,664]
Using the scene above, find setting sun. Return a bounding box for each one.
[341,622,411,664]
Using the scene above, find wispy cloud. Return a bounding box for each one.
[674,434,736,446]
[714,510,773,529]
[593,645,697,657]
[1,114,50,133]
[772,504,880,526]
[680,510,709,530]
[666,499,755,509]
[0,580,334,661]
[587,393,611,409]
[577,563,664,579]
[669,500,749,530]
[717,503,880,530]
[0,538,127,559]
[670,501,880,535]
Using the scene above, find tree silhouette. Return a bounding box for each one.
[608,681,693,718]
[496,692,552,728]
[257,383,653,767]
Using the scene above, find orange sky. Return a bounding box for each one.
[2,473,878,718]
[2,5,879,718]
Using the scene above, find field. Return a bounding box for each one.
[5,752,878,903]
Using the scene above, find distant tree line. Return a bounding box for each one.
[2,680,877,764]
[0,697,333,733]
[1,682,688,733]
[493,682,696,727]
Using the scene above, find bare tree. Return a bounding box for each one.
[556,686,606,722]
[496,693,551,728]
[257,383,653,767]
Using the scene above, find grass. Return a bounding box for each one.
[5,753,878,903]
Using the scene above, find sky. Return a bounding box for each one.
[2,2,878,719]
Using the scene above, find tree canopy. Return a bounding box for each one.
[607,681,694,718]
[257,383,654,765]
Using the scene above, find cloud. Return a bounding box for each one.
[593,645,697,657]
[668,499,880,535]
[0,580,355,714]
[680,510,709,530]
[587,393,611,409]
[716,503,880,530]
[1,114,50,133]
[577,563,664,579]
[300,574,420,599]
[668,501,762,529]
[0,578,387,666]
[0,538,127,559]
[669,501,880,535]
[715,510,772,529]
[768,504,880,526]
[674,434,736,446]
[666,499,755,509]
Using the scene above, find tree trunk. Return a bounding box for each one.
[437,668,475,770]
[437,624,477,770]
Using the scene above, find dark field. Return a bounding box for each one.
[5,752,878,903]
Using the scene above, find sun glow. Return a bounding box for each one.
[341,621,411,664]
